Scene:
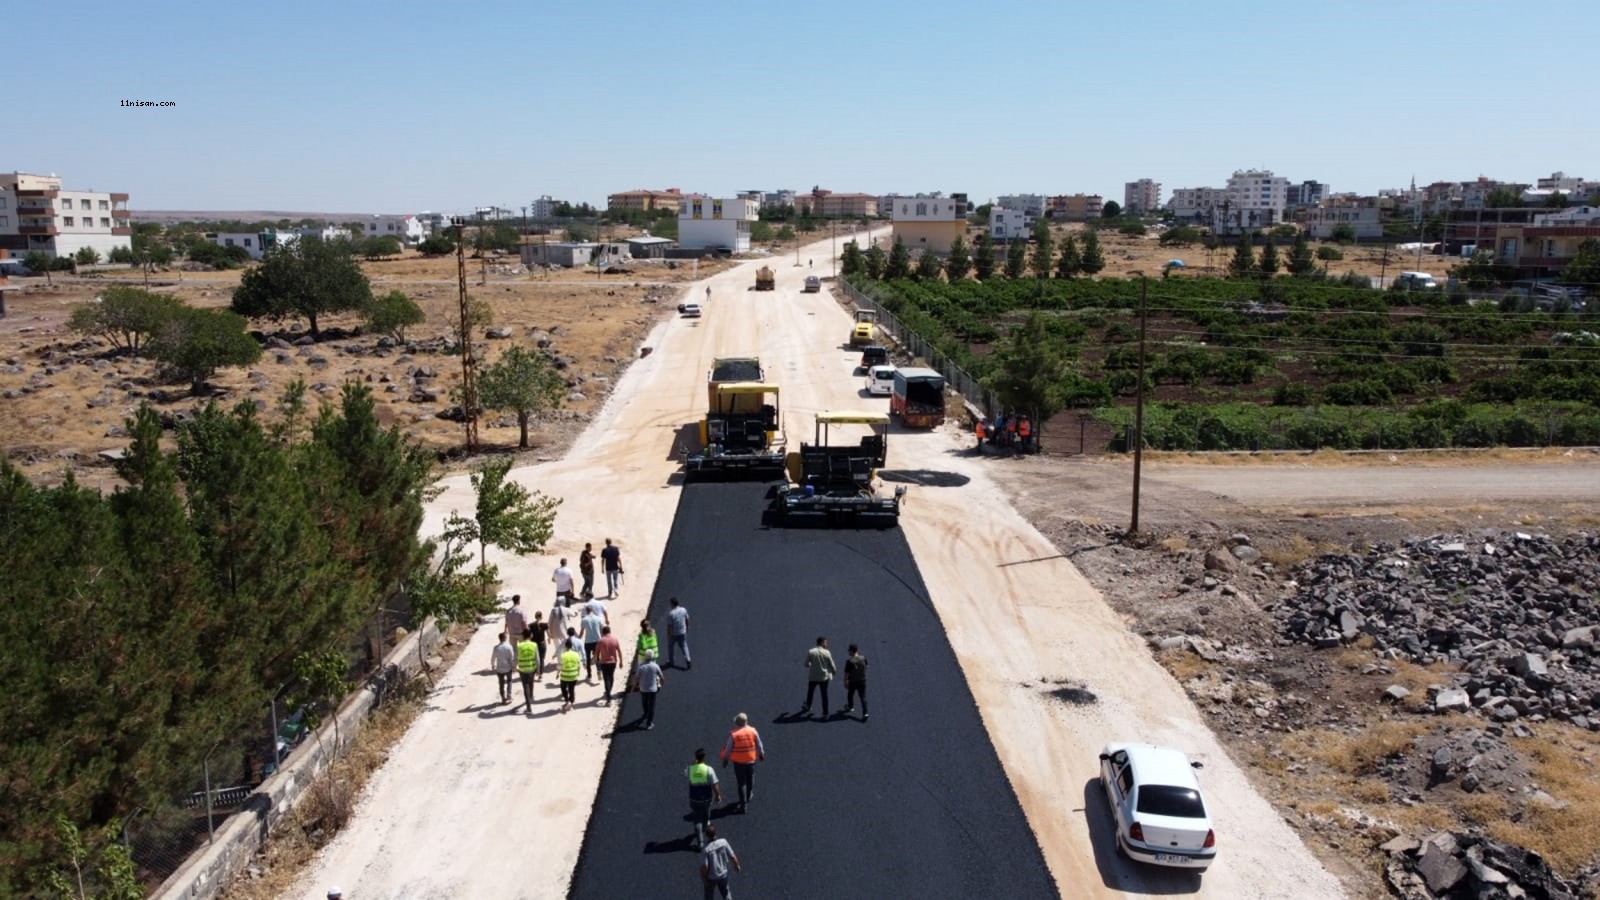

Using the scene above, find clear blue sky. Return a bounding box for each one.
[17,0,1599,213]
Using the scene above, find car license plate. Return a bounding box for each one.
[1154,853,1190,864]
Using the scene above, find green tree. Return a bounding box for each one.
[1484,186,1524,208]
[1004,238,1027,279]
[973,232,997,280]
[1453,250,1505,290]
[1056,234,1082,279]
[989,311,1073,443]
[418,233,456,256]
[364,289,426,343]
[1101,200,1122,218]
[1118,219,1147,236]
[1286,231,1317,276]
[232,236,373,338]
[1030,221,1054,279]
[467,456,561,580]
[148,307,263,393]
[360,235,404,260]
[915,248,943,281]
[885,237,912,279]
[776,224,796,241]
[1559,238,1600,288]
[74,246,101,266]
[1228,232,1257,279]
[864,244,886,280]
[945,235,971,281]
[478,345,565,448]
[67,286,182,355]
[1544,191,1569,208]
[1159,225,1201,246]
[1258,236,1280,277]
[1079,230,1105,276]
[840,240,865,277]
[750,220,774,242]
[564,221,596,243]
[1330,222,1357,244]
[23,250,54,285]
[1317,245,1344,261]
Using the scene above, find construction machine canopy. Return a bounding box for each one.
[717,382,780,397]
[816,411,889,425]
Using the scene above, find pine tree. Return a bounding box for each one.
[1004,238,1027,279]
[840,240,865,277]
[864,244,886,280]
[945,235,972,281]
[1079,230,1105,276]
[1056,234,1082,279]
[1030,221,1054,279]
[885,237,912,279]
[1286,230,1317,276]
[1258,236,1280,277]
[973,232,997,280]
[915,248,943,281]
[1228,232,1258,279]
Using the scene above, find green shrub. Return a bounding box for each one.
[1323,379,1393,405]
[1273,382,1312,406]
[1316,246,1343,261]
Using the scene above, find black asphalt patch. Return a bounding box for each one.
[570,482,1057,899]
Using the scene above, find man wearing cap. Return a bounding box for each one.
[719,713,766,813]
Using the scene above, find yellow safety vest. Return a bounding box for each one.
[689,762,713,785]
[516,641,538,673]
[638,632,658,656]
[559,649,582,682]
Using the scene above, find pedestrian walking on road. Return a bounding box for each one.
[686,748,722,849]
[665,597,692,669]
[579,542,596,599]
[515,629,540,711]
[558,643,582,712]
[700,825,742,899]
[552,558,578,607]
[719,713,765,812]
[548,602,573,665]
[582,593,609,625]
[601,538,623,598]
[562,626,585,657]
[491,632,516,704]
[581,609,604,681]
[637,619,659,662]
[596,625,622,703]
[504,595,528,647]
[800,636,836,718]
[636,650,664,729]
[843,644,869,721]
[528,611,549,679]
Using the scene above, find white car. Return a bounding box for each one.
[1099,743,1216,871]
[680,303,702,318]
[865,364,896,396]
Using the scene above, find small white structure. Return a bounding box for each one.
[520,241,631,268]
[363,215,426,246]
[208,232,271,260]
[996,194,1046,225]
[989,207,1029,241]
[678,196,758,252]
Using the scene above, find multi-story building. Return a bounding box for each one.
[989,207,1029,242]
[1168,187,1225,222]
[416,211,452,233]
[761,190,796,209]
[1536,172,1587,193]
[1489,208,1600,279]
[1214,169,1288,233]
[996,194,1046,225]
[0,171,131,260]
[1122,180,1161,216]
[677,195,759,252]
[1304,204,1383,241]
[1285,180,1327,209]
[363,215,427,246]
[531,196,557,218]
[607,188,683,213]
[1533,205,1600,227]
[1459,178,1530,210]
[802,189,878,218]
[1047,194,1103,222]
[889,194,967,254]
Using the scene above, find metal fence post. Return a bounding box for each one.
[202,754,215,845]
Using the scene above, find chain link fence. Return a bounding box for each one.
[840,279,999,418]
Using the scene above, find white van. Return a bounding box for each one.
[1395,271,1438,290]
[866,364,897,396]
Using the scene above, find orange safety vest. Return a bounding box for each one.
[1019,419,1032,437]
[725,726,760,763]
[975,421,985,440]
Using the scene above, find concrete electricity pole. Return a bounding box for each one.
[453,218,480,453]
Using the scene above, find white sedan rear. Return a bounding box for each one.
[1099,742,1216,871]
[865,365,896,396]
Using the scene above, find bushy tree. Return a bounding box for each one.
[1484,186,1523,209]
[67,286,183,355]
[776,224,796,241]
[187,241,251,269]
[1079,230,1105,276]
[1030,221,1054,279]
[360,235,403,260]
[945,235,971,281]
[418,233,456,256]
[1317,245,1344,261]
[1286,231,1317,276]
[1258,236,1280,276]
[1330,222,1357,244]
[989,311,1074,442]
[973,232,997,280]
[1560,238,1600,288]
[1004,238,1027,279]
[464,457,560,580]
[148,307,263,393]
[478,345,565,448]
[364,289,426,342]
[1056,234,1081,279]
[108,246,134,264]
[840,240,865,277]
[1101,200,1122,218]
[885,237,912,279]
[1159,225,1202,246]
[23,250,54,284]
[915,248,943,281]
[74,246,101,266]
[1228,232,1258,279]
[232,236,373,338]
[864,244,886,280]
[1119,219,1148,236]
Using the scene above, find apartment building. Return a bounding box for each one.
[1047,193,1103,222]
[1122,180,1161,216]
[996,194,1046,224]
[416,211,453,233]
[1285,180,1328,209]
[1304,204,1383,241]
[1212,169,1289,233]
[989,207,1028,241]
[363,215,426,245]
[1490,210,1600,278]
[1536,172,1588,193]
[0,171,131,259]
[607,188,684,213]
[761,190,796,209]
[678,195,759,252]
[530,196,557,218]
[801,189,878,218]
[1168,187,1225,222]
[889,194,967,254]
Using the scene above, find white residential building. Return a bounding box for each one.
[1168,187,1225,222]
[208,231,272,260]
[890,194,967,254]
[989,207,1028,241]
[301,225,352,243]
[1536,172,1586,193]
[762,190,796,209]
[1122,180,1161,216]
[1217,169,1289,232]
[0,171,131,260]
[678,195,759,252]
[531,196,556,218]
[996,194,1046,224]
[1285,180,1328,209]
[1304,206,1383,241]
[1534,205,1600,227]
[416,211,452,233]
[362,215,426,246]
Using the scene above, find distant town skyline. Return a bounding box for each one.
[14,0,1600,213]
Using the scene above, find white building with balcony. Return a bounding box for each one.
[1122,180,1161,216]
[678,195,759,252]
[363,215,426,246]
[1216,169,1289,233]
[996,194,1046,225]
[1168,187,1224,222]
[989,207,1029,241]
[0,171,131,259]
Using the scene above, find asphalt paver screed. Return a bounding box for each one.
[570,482,1058,899]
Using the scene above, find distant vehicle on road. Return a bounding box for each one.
[1394,271,1438,290]
[865,364,896,396]
[680,303,702,318]
[1099,743,1217,872]
[858,345,889,373]
[803,275,821,292]
[849,309,878,346]
[755,266,775,291]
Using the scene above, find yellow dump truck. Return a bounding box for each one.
[755,266,775,291]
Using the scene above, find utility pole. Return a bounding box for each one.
[831,220,837,277]
[1130,274,1149,536]
[454,217,480,453]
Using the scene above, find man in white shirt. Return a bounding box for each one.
[551,558,577,607]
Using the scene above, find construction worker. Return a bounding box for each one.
[515,629,539,712]
[700,825,742,899]
[686,748,722,849]
[843,643,869,721]
[490,631,516,705]
[1004,414,1017,449]
[558,642,582,713]
[800,636,836,719]
[637,619,659,661]
[1018,415,1033,452]
[975,417,987,450]
[719,712,766,813]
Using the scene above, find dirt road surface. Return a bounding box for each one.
[292,234,1340,898]
[1145,462,1600,509]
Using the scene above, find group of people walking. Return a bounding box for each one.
[975,411,1035,452]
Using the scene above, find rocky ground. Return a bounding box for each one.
[987,454,1600,898]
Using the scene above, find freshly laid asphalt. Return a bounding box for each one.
[569,482,1058,899]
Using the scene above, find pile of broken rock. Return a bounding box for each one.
[1382,831,1581,899]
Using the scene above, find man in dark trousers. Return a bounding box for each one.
[699,824,741,899]
[843,643,869,721]
[799,636,836,718]
[686,748,722,850]
[601,538,623,598]
[719,712,766,812]
[578,542,596,599]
